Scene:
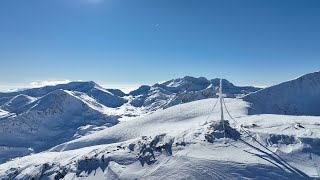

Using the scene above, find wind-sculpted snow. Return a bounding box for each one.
[243,71,320,116]
[49,98,249,152]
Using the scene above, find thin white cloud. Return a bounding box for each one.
[0,87,29,93]
[30,80,72,87]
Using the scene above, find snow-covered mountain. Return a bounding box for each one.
[0,78,259,113]
[129,76,260,110]
[0,94,37,114]
[0,89,119,163]
[0,81,128,162]
[0,81,127,108]
[243,71,320,116]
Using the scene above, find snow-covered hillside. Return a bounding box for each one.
[0,109,12,118]
[0,94,37,113]
[243,71,320,116]
[0,90,120,163]
[0,98,319,179]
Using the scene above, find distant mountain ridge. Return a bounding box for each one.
[0,77,261,113]
[0,81,127,108]
[129,76,261,110]
[0,89,119,149]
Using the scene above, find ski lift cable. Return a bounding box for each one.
[222,97,270,146]
[222,98,305,176]
[222,98,241,125]
[204,98,220,123]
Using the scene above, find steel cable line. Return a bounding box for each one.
[222,98,307,177]
[204,98,220,123]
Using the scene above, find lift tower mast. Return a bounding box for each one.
[219,79,224,121]
[216,79,226,138]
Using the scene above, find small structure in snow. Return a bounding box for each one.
[205,79,240,143]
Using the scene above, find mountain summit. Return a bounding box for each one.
[243,71,320,116]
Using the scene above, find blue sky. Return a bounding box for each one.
[0,0,319,91]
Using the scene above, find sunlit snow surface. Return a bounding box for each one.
[0,98,319,179]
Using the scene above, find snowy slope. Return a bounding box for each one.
[0,109,12,118]
[0,98,319,179]
[49,98,248,152]
[243,71,320,116]
[0,90,119,163]
[0,94,37,114]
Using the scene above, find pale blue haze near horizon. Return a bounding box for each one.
[0,0,319,91]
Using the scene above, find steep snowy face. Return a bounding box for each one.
[0,94,37,113]
[243,71,320,116]
[155,76,210,93]
[0,109,11,119]
[129,85,151,96]
[129,76,260,110]
[0,90,119,162]
[106,89,127,97]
